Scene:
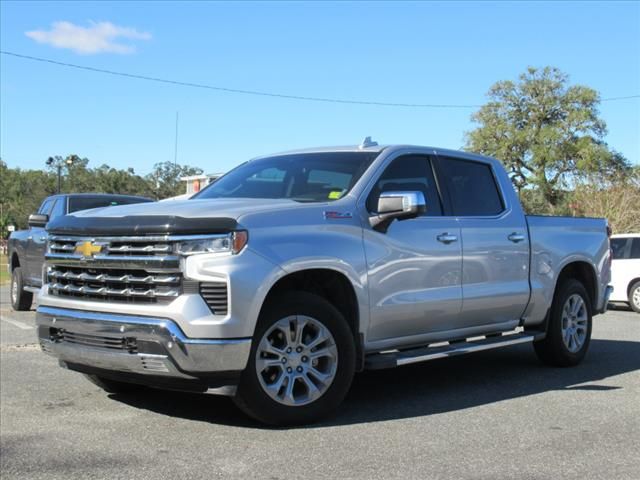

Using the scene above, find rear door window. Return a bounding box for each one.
[630,238,640,259]
[436,157,504,216]
[611,238,630,259]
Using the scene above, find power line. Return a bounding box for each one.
[2,50,639,108]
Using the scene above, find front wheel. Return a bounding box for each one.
[234,292,356,426]
[534,279,592,367]
[10,267,33,311]
[629,281,640,313]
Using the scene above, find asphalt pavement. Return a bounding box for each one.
[1,285,639,480]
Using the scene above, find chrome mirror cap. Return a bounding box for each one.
[370,191,426,233]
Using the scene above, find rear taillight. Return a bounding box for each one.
[606,224,613,268]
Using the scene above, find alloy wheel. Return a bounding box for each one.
[255,315,338,406]
[561,294,588,353]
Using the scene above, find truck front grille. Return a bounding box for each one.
[48,266,181,303]
[46,235,182,304]
[51,328,137,352]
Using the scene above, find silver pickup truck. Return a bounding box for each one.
[36,140,612,425]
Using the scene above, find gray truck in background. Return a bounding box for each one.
[8,193,152,310]
[35,141,612,425]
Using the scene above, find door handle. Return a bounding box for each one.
[437,233,458,244]
[508,233,526,243]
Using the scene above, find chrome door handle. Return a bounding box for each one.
[508,233,526,243]
[437,233,458,244]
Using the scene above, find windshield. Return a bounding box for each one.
[68,196,151,213]
[193,151,378,202]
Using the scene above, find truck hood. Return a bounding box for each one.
[46,198,301,236]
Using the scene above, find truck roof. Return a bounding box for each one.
[255,143,496,165]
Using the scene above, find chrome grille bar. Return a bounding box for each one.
[48,270,179,284]
[45,253,180,272]
[50,282,180,298]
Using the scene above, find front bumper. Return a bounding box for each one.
[36,306,251,392]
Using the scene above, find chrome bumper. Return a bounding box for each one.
[36,306,251,382]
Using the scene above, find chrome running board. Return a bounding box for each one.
[364,331,545,370]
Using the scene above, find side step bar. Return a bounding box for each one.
[365,331,546,370]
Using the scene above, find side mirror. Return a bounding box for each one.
[28,213,49,228]
[369,191,426,233]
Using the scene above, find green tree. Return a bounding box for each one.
[145,161,202,200]
[465,66,630,208]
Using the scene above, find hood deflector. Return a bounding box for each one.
[46,215,238,236]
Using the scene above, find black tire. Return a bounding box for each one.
[234,291,356,426]
[629,281,640,314]
[534,278,592,367]
[84,374,145,394]
[10,267,33,311]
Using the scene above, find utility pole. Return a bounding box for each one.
[46,155,77,194]
[174,111,179,167]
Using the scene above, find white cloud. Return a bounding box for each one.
[25,21,151,55]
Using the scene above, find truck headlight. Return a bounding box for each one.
[175,231,248,256]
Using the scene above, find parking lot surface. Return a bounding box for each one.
[1,286,639,480]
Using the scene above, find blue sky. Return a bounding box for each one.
[1,1,639,175]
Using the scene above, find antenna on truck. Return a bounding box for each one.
[359,136,378,149]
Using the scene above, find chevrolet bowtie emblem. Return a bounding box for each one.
[75,241,103,258]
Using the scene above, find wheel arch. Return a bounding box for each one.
[628,278,640,296]
[10,252,21,271]
[554,261,598,310]
[259,268,364,369]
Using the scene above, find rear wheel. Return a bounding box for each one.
[534,279,592,367]
[629,281,640,313]
[10,267,33,311]
[234,292,356,425]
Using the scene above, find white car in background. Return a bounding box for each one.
[609,234,640,313]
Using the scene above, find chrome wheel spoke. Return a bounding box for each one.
[265,371,287,396]
[300,373,321,400]
[571,297,582,316]
[310,344,337,361]
[292,316,309,346]
[308,366,333,384]
[258,336,285,358]
[256,357,283,371]
[283,375,296,403]
[306,325,330,350]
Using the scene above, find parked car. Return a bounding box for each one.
[35,141,612,425]
[8,193,153,310]
[609,233,640,313]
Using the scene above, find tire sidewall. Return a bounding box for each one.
[629,282,640,313]
[549,279,593,364]
[11,268,23,309]
[236,292,356,425]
